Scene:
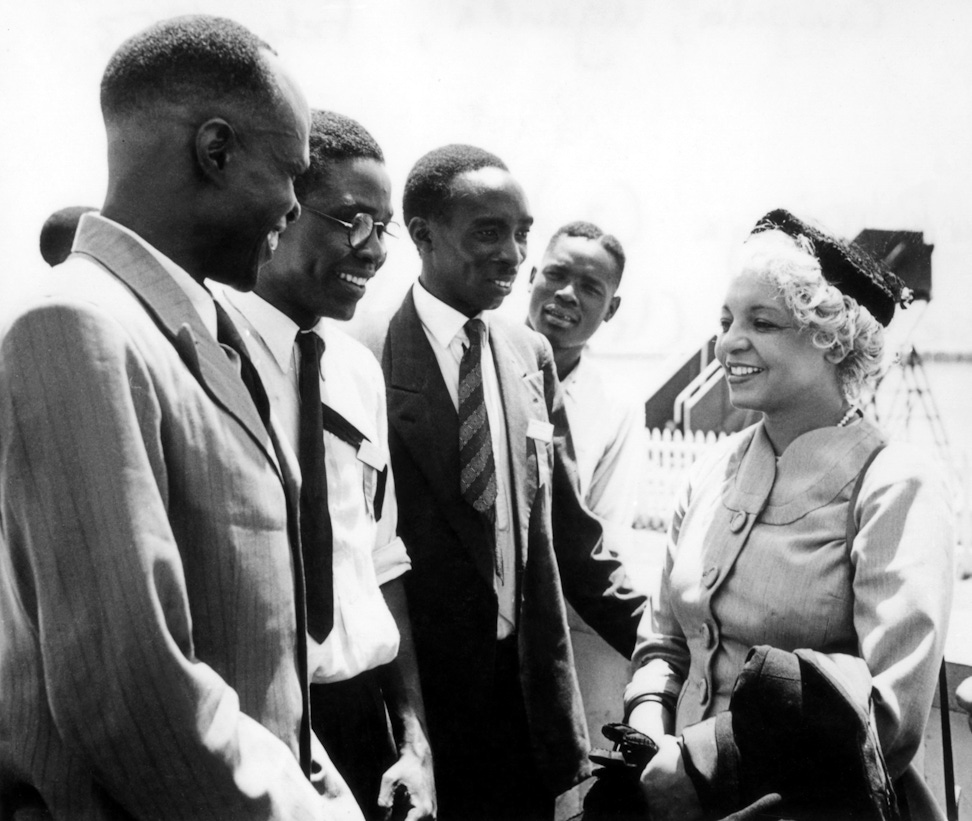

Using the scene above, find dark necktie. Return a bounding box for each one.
[458,318,497,516]
[214,301,271,428]
[296,331,334,643]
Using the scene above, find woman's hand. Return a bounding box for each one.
[638,734,703,821]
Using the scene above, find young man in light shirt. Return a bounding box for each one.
[527,221,642,527]
[527,221,646,755]
[219,110,434,821]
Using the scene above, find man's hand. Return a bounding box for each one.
[311,740,366,821]
[377,744,436,821]
[638,734,702,821]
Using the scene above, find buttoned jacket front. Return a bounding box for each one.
[626,419,953,782]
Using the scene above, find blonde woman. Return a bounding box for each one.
[623,210,953,820]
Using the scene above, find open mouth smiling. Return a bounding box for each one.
[725,363,765,377]
[337,271,370,288]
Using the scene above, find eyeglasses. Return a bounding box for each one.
[300,204,398,250]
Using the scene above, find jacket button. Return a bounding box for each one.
[729,511,747,533]
[702,566,718,588]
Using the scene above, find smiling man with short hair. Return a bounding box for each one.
[0,15,333,819]
[382,146,645,821]
[218,109,435,821]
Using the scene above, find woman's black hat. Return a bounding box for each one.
[751,208,911,326]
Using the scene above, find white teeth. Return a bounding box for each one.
[267,230,279,252]
[729,365,762,376]
[338,272,368,287]
[545,306,574,323]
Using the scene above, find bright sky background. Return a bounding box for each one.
[3,0,971,396]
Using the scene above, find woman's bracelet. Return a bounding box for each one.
[623,692,676,722]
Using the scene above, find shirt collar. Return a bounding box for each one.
[412,279,489,347]
[92,214,218,338]
[561,352,588,395]
[222,288,326,372]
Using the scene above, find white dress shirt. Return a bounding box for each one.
[412,281,517,638]
[220,288,410,683]
[562,355,643,528]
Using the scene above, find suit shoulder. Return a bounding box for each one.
[489,314,550,362]
[2,269,143,352]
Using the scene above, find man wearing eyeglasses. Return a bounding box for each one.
[218,110,435,821]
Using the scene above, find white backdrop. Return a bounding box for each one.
[3,0,971,402]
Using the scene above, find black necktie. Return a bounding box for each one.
[296,331,334,642]
[214,301,271,428]
[458,318,497,515]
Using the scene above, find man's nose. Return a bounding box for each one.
[555,282,578,304]
[354,229,386,266]
[496,234,524,268]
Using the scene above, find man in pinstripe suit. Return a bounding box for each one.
[0,16,362,821]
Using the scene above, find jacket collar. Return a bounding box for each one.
[72,215,280,475]
[723,419,885,523]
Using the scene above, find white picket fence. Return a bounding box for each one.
[633,427,727,532]
[632,427,972,574]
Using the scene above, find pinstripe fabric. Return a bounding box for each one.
[0,216,324,820]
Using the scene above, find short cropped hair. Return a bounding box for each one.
[547,220,626,280]
[39,206,98,267]
[403,144,508,225]
[100,15,279,119]
[741,230,886,401]
[294,110,384,201]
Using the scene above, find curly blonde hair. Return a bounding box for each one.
[740,230,886,401]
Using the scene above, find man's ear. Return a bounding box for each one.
[408,216,433,254]
[195,118,237,183]
[528,266,538,286]
[603,295,621,323]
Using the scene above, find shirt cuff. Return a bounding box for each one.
[374,535,411,586]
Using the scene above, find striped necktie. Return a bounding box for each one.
[458,318,497,516]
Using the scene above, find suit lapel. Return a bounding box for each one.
[385,290,494,584]
[490,325,539,567]
[73,217,280,475]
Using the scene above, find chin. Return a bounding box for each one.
[209,265,259,292]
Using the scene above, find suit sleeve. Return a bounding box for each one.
[0,302,326,820]
[540,337,646,658]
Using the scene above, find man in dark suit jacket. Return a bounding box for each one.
[0,16,362,820]
[382,144,646,821]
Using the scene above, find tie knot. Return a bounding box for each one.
[296,330,324,365]
[464,318,486,349]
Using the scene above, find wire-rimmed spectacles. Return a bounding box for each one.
[301,204,398,250]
